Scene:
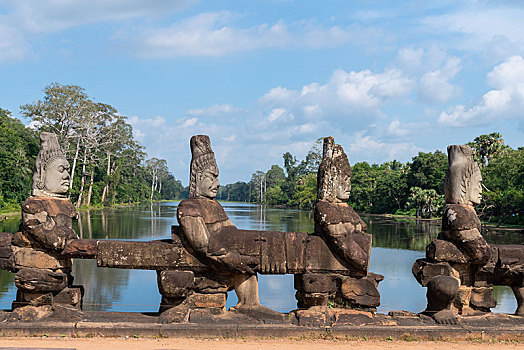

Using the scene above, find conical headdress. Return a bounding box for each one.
[32,132,68,197]
[188,135,218,198]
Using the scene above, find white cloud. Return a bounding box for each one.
[349,131,423,162]
[186,104,241,117]
[438,55,524,127]
[0,0,193,61]
[418,56,461,103]
[126,12,361,58]
[422,6,524,56]
[181,117,198,127]
[259,68,414,122]
[386,120,431,138]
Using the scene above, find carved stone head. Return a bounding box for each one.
[444,145,482,205]
[188,135,220,199]
[317,136,352,203]
[32,132,71,198]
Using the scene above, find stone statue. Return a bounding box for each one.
[413,144,494,324]
[314,136,371,272]
[177,135,281,319]
[441,145,491,264]
[294,136,382,311]
[10,132,82,315]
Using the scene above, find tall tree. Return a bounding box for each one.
[467,132,508,168]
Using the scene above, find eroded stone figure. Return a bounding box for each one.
[314,136,371,272]
[294,136,382,311]
[413,145,494,324]
[9,132,82,317]
[176,135,281,320]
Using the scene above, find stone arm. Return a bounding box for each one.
[321,223,371,272]
[441,205,491,265]
[178,215,258,274]
[22,211,78,251]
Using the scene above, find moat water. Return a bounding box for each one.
[0,201,522,314]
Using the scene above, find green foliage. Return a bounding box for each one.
[406,150,447,195]
[16,82,184,210]
[479,148,523,225]
[0,108,39,211]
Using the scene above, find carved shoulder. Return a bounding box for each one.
[315,201,367,231]
[21,197,76,218]
[177,198,229,225]
[442,204,481,232]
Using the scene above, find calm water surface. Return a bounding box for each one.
[0,202,521,314]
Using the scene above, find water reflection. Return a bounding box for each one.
[0,202,521,314]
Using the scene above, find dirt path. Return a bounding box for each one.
[0,337,522,350]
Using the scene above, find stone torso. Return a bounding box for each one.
[21,197,78,251]
[177,198,234,234]
[314,201,367,236]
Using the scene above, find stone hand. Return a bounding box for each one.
[213,251,258,274]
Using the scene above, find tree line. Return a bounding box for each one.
[0,83,185,212]
[217,133,522,226]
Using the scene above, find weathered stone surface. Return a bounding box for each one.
[304,234,359,275]
[11,231,32,248]
[442,204,481,232]
[295,291,331,308]
[54,287,83,307]
[187,292,226,308]
[15,268,68,292]
[294,308,328,327]
[178,198,229,224]
[62,239,98,258]
[315,201,367,231]
[193,273,230,294]
[21,197,78,251]
[426,239,468,263]
[12,246,70,270]
[158,303,190,323]
[295,273,336,293]
[0,257,15,272]
[329,309,374,326]
[157,270,194,299]
[258,231,286,274]
[470,287,496,310]
[340,273,382,308]
[8,305,52,322]
[497,244,524,272]
[425,275,460,313]
[0,232,13,246]
[412,259,459,286]
[97,240,204,270]
[284,231,307,274]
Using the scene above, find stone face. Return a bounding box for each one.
[15,268,68,292]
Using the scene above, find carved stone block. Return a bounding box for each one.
[412,259,459,286]
[470,287,496,310]
[11,232,32,248]
[285,231,307,274]
[157,270,194,299]
[0,232,13,246]
[442,204,481,232]
[305,234,358,275]
[15,268,68,292]
[295,273,337,293]
[187,292,226,308]
[295,291,331,308]
[426,239,468,263]
[340,274,382,308]
[12,246,70,270]
[62,239,98,258]
[97,240,204,270]
[193,273,230,294]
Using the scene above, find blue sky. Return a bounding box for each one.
[1,0,523,185]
